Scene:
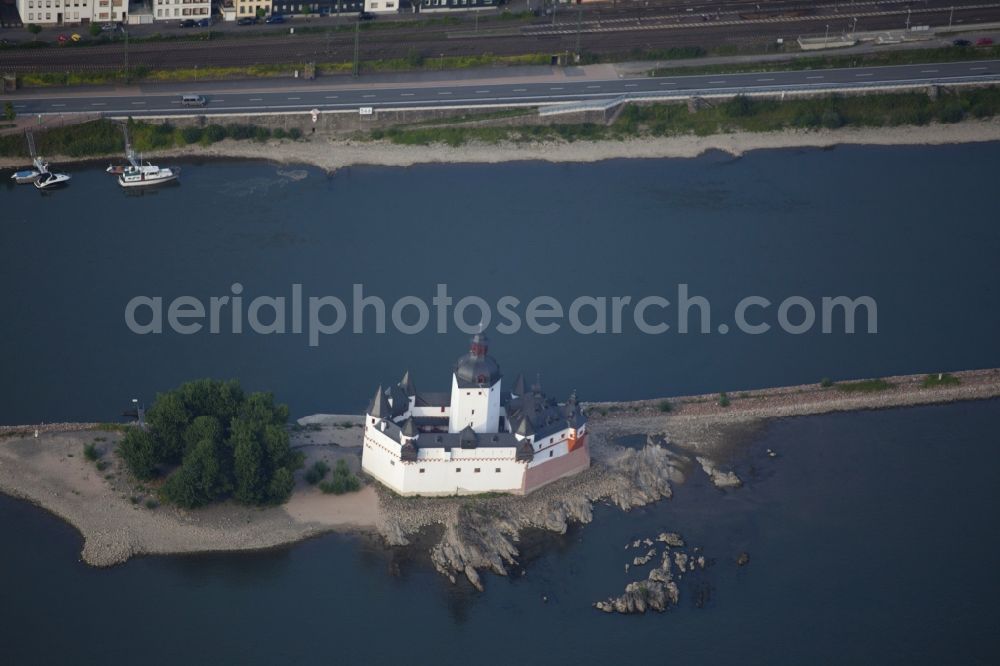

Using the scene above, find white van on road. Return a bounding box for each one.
[182,94,207,107]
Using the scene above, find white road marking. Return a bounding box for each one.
[324,95,338,99]
[757,78,775,82]
[438,91,452,95]
[249,97,263,101]
[587,85,601,89]
[51,103,65,107]
[709,80,727,84]
[131,101,145,105]
[658,82,676,86]
[91,102,106,106]
[550,86,564,90]
[475,89,490,93]
[288,96,301,100]
[806,75,824,79]
[400,92,415,96]
[855,73,873,77]
[624,83,638,87]
[513,88,527,92]
[921,69,938,73]
[970,66,988,70]
[362,94,375,98]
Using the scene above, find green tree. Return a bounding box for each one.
[232,422,266,504]
[161,439,224,508]
[182,414,223,457]
[3,102,15,122]
[146,391,190,463]
[89,22,102,37]
[119,428,158,480]
[27,24,42,41]
[267,467,294,503]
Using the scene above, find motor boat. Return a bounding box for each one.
[33,171,71,190]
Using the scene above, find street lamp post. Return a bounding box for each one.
[824,23,829,47]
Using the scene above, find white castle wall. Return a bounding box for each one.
[361,423,406,493]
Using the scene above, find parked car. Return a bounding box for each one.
[180,19,196,28]
[70,33,81,42]
[237,17,257,25]
[265,15,285,24]
[952,38,971,47]
[101,22,117,31]
[975,37,994,46]
[196,18,211,27]
[358,11,376,20]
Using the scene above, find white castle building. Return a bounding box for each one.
[361,333,590,496]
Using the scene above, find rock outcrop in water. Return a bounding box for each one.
[595,533,707,614]
[377,435,686,590]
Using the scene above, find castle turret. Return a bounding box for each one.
[448,333,502,433]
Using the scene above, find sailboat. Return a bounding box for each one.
[113,123,179,188]
[13,131,69,187]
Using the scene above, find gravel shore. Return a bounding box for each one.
[1,368,996,574]
[2,119,999,172]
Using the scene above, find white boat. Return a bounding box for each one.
[12,141,50,184]
[33,171,71,190]
[11,166,45,184]
[117,163,179,188]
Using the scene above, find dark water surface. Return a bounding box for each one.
[2,399,998,665]
[2,145,1000,424]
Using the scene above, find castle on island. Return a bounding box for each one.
[361,333,590,496]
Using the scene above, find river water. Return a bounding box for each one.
[1,146,999,664]
[1,399,998,664]
[2,145,1000,424]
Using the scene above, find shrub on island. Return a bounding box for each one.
[319,460,362,495]
[118,379,299,508]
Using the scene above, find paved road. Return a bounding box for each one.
[5,59,1000,117]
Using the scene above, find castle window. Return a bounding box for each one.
[495,468,500,473]
[441,406,445,413]
[549,437,554,443]
[419,468,425,473]
[471,410,475,415]
[478,391,482,395]
[456,467,461,473]
[549,451,553,457]
[390,460,395,466]
[474,468,481,473]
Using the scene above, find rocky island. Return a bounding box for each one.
[1,367,998,610]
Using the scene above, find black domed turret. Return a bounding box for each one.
[454,333,502,388]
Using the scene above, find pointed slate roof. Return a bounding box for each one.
[401,417,418,438]
[400,370,417,397]
[512,373,526,396]
[387,383,409,417]
[515,415,535,437]
[368,385,391,419]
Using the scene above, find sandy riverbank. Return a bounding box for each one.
[2,368,996,577]
[2,119,999,172]
[0,416,377,566]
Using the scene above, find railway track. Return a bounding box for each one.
[0,0,997,74]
